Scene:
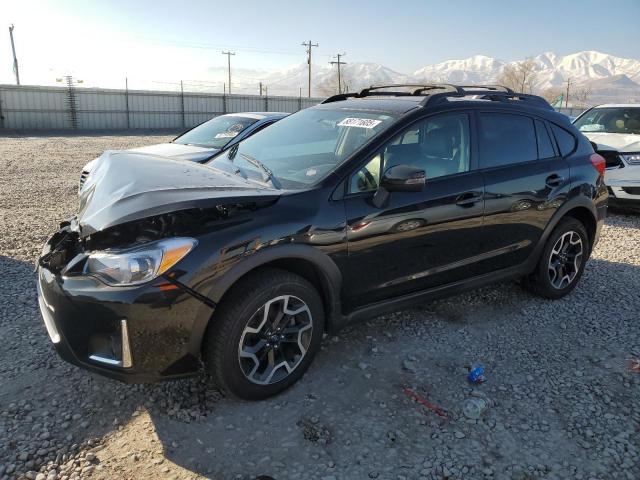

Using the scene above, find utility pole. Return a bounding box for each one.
[301,40,318,98]
[9,24,20,85]
[259,81,263,96]
[222,51,235,94]
[329,53,347,94]
[565,77,572,109]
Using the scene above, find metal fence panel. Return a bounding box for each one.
[0,84,323,130]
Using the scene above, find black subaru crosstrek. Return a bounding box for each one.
[38,85,608,400]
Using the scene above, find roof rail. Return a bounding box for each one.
[320,83,552,110]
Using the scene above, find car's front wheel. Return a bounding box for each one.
[203,268,324,400]
[523,217,589,299]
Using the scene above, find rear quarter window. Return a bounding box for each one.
[550,124,577,157]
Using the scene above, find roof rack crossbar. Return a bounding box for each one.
[457,84,515,94]
[320,84,552,110]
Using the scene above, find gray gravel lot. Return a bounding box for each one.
[0,133,639,480]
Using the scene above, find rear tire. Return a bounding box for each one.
[522,217,589,299]
[203,268,324,400]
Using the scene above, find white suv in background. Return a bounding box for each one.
[574,105,640,211]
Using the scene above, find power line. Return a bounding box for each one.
[222,51,235,94]
[142,37,302,56]
[301,40,319,98]
[8,24,20,85]
[330,52,347,94]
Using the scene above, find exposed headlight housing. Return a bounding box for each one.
[83,237,197,286]
[621,153,640,165]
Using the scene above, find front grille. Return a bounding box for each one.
[599,150,624,169]
[622,187,640,196]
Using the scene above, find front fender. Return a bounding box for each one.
[188,243,344,357]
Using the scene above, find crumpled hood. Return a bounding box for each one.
[582,132,640,152]
[77,151,279,237]
[129,142,219,162]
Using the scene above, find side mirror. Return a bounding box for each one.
[380,164,426,192]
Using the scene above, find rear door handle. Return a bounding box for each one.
[545,174,564,187]
[456,192,483,207]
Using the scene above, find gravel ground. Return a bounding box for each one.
[0,133,639,480]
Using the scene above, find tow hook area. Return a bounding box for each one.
[38,225,80,273]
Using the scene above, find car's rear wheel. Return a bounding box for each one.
[203,268,324,400]
[522,217,589,299]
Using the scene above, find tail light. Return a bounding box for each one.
[590,153,606,176]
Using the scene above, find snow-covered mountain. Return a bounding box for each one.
[412,50,640,102]
[412,51,640,90]
[252,62,414,96]
[255,50,640,103]
[413,54,504,84]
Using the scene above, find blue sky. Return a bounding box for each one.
[2,0,639,87]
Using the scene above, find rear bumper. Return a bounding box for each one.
[37,265,214,383]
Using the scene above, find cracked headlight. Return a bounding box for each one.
[83,237,197,286]
[621,153,640,165]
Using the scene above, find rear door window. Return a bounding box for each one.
[478,113,537,168]
[550,124,577,157]
[535,120,557,159]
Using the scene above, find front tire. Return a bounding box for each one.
[203,268,324,400]
[523,217,589,299]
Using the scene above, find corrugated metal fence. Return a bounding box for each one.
[0,84,324,130]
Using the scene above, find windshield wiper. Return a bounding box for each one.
[240,153,282,189]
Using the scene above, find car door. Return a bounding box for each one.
[342,111,486,309]
[476,111,570,272]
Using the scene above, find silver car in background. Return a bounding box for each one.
[78,112,288,193]
[574,105,640,211]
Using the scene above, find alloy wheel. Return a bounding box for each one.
[238,295,313,385]
[547,230,583,289]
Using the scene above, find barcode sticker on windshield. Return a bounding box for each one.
[337,118,382,129]
[214,131,239,138]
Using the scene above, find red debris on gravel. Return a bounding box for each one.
[403,387,448,418]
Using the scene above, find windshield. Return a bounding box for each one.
[174,115,258,148]
[574,107,640,135]
[207,108,396,189]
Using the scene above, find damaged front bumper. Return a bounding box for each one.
[36,227,215,383]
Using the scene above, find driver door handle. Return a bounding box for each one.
[456,192,483,207]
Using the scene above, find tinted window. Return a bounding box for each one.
[550,124,577,157]
[535,120,556,159]
[348,113,471,194]
[175,115,257,149]
[478,113,537,168]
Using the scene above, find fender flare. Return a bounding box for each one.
[191,244,345,355]
[526,195,598,270]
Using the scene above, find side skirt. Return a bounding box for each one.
[341,263,533,327]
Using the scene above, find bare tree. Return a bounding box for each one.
[497,58,538,93]
[572,86,592,108]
